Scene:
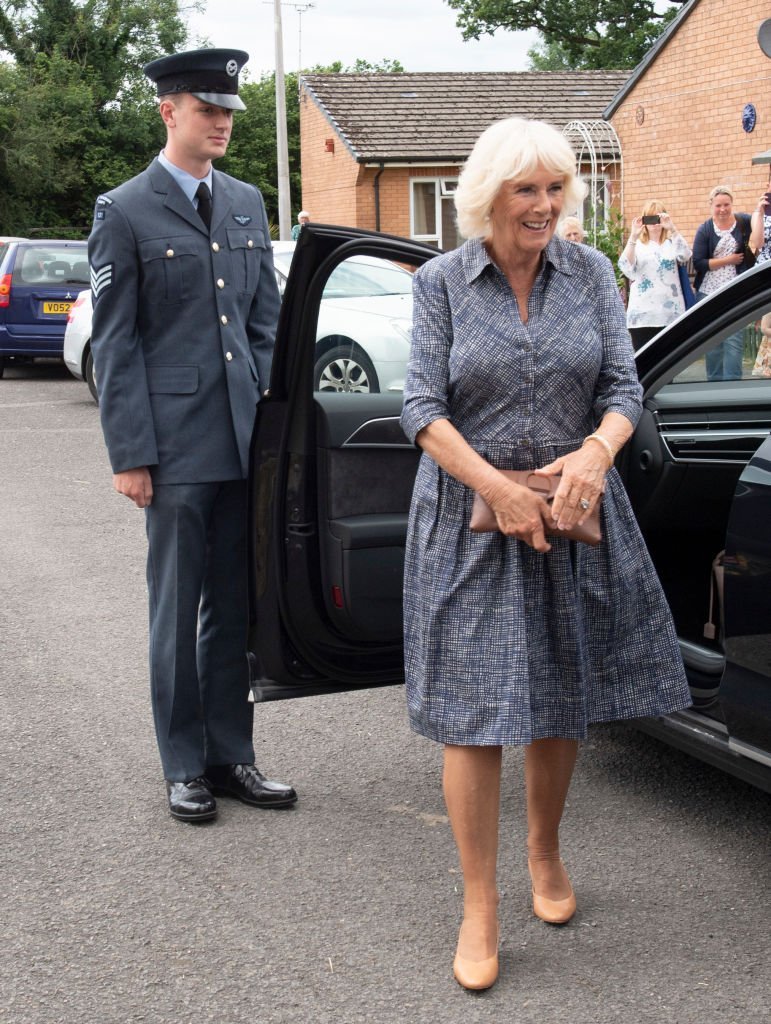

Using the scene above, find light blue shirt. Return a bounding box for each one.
[158,151,213,209]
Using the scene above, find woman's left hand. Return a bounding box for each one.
[534,446,608,531]
[660,213,676,232]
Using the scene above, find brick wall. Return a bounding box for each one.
[610,0,771,248]
[300,85,461,235]
[299,89,363,227]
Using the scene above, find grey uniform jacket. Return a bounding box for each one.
[88,158,281,484]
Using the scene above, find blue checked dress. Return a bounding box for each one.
[400,237,691,746]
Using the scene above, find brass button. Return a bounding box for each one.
[166,248,174,258]
[217,278,225,289]
[225,351,233,361]
[220,314,228,325]
[247,239,254,249]
[212,242,220,253]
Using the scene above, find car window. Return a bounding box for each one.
[322,259,413,299]
[309,254,419,395]
[12,246,90,286]
[668,307,771,386]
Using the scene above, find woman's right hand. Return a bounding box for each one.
[629,217,643,241]
[483,475,552,552]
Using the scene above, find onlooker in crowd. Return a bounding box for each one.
[750,187,771,265]
[400,117,691,992]
[558,216,585,243]
[88,48,297,823]
[752,311,771,377]
[692,186,753,380]
[291,210,310,240]
[618,200,692,350]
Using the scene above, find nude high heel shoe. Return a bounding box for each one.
[452,924,500,991]
[528,858,576,925]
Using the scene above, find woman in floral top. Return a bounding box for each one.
[618,200,692,350]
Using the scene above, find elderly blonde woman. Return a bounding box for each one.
[559,215,585,243]
[400,118,690,991]
[618,199,692,350]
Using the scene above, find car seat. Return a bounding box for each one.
[46,261,71,281]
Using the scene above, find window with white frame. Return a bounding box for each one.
[410,178,461,250]
[581,174,611,231]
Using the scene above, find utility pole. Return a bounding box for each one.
[273,0,292,239]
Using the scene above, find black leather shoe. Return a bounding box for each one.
[206,763,297,808]
[166,777,217,822]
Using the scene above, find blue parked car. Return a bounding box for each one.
[0,239,90,377]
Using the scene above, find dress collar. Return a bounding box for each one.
[461,235,574,284]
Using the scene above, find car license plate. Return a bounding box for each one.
[43,301,72,315]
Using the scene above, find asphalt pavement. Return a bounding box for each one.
[1,364,769,1024]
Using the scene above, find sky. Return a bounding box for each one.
[186,0,538,78]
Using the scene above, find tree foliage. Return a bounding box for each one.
[0,0,405,236]
[0,0,185,233]
[445,0,687,69]
[526,36,573,71]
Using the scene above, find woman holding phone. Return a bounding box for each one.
[618,199,692,350]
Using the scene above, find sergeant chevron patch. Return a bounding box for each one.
[90,263,114,300]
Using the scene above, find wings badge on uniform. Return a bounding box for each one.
[90,263,114,301]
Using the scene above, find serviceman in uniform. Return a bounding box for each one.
[88,48,297,823]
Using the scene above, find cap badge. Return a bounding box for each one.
[225,59,238,77]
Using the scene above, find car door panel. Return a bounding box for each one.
[315,397,419,643]
[721,438,771,758]
[629,275,771,784]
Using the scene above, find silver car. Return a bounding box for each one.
[62,289,96,400]
[271,241,413,393]
[64,241,415,402]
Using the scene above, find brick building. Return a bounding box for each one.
[605,0,771,245]
[298,71,628,248]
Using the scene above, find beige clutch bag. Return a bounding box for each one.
[469,470,602,546]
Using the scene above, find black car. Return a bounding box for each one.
[0,238,90,376]
[246,225,771,794]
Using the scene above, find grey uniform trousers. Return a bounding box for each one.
[145,480,255,781]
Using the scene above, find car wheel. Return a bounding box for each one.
[314,344,380,394]
[85,347,98,404]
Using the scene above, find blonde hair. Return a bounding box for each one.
[639,199,671,244]
[559,216,585,241]
[709,185,733,203]
[454,118,586,240]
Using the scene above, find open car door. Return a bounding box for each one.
[248,226,437,700]
[626,264,771,786]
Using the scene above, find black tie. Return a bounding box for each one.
[195,182,212,231]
